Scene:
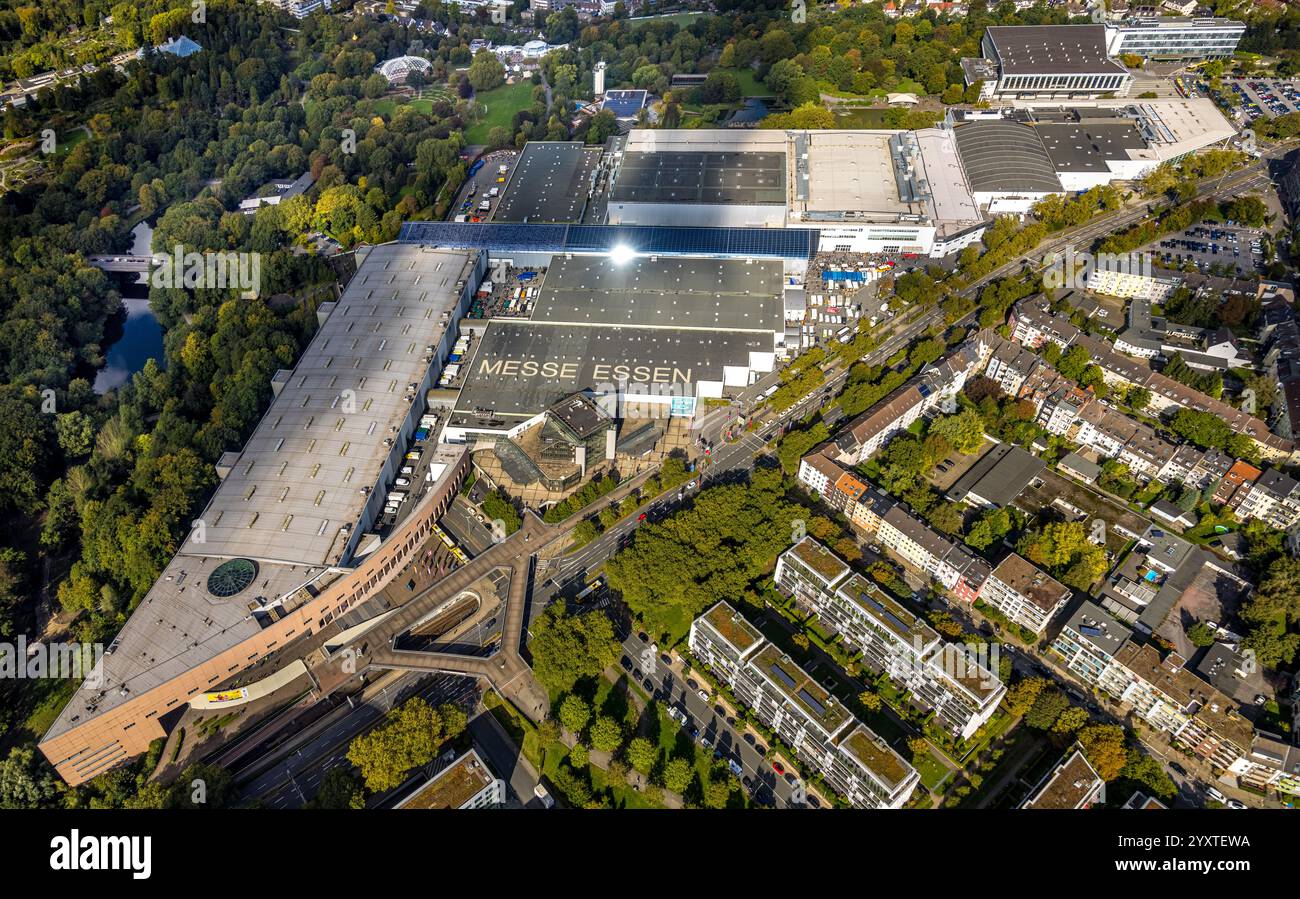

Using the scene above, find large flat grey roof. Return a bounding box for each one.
[194,244,476,567]
[492,141,600,224]
[1035,122,1147,173]
[454,320,769,421]
[610,150,787,206]
[985,25,1129,76]
[529,255,784,332]
[45,439,470,742]
[954,121,1063,193]
[946,444,1045,507]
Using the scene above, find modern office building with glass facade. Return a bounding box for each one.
[1105,18,1245,62]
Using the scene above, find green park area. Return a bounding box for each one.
[464,80,535,145]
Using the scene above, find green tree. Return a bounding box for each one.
[558,694,592,735]
[346,697,455,793]
[529,601,620,694]
[589,715,623,753]
[930,408,985,455]
[1240,557,1300,668]
[468,50,506,92]
[1077,724,1129,781]
[663,757,693,794]
[0,746,59,809]
[627,737,656,775]
[1186,621,1217,648]
[307,767,365,809]
[481,489,521,535]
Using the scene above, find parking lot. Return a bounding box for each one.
[448,148,518,222]
[1144,222,1269,276]
[470,261,544,319]
[1226,77,1300,120]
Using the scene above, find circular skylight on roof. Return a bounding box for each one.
[207,559,258,598]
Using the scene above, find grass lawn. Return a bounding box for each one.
[628,11,703,27]
[464,80,536,144]
[56,128,89,156]
[915,751,952,792]
[732,67,766,97]
[653,603,697,649]
[23,677,80,741]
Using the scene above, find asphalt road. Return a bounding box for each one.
[468,709,545,808]
[237,671,478,808]
[618,631,815,809]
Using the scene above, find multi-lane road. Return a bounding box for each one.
[234,671,478,808]
[616,630,816,808]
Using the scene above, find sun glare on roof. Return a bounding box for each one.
[609,244,637,266]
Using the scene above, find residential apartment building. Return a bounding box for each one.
[1019,746,1105,808]
[689,602,920,808]
[1086,266,1181,302]
[984,339,1043,396]
[980,553,1071,635]
[395,749,507,809]
[1009,297,1082,350]
[774,539,1005,740]
[1114,294,1252,372]
[829,335,991,466]
[876,505,992,603]
[1007,296,1298,464]
[1050,600,1133,685]
[1097,523,1248,636]
[1232,467,1300,530]
[1096,643,1254,772]
[1228,735,1300,798]
[796,451,897,535]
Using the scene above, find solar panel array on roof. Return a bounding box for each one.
[397,221,819,260]
[769,663,797,689]
[611,150,786,205]
[798,688,827,716]
[603,89,648,119]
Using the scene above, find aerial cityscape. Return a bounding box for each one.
[1,0,1299,853]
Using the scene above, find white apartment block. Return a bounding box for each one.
[775,539,1004,740]
[1085,267,1181,302]
[395,749,507,809]
[980,553,1071,635]
[689,602,920,808]
[1050,601,1132,685]
[1094,643,1254,772]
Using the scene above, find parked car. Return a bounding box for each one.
[772,762,785,776]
